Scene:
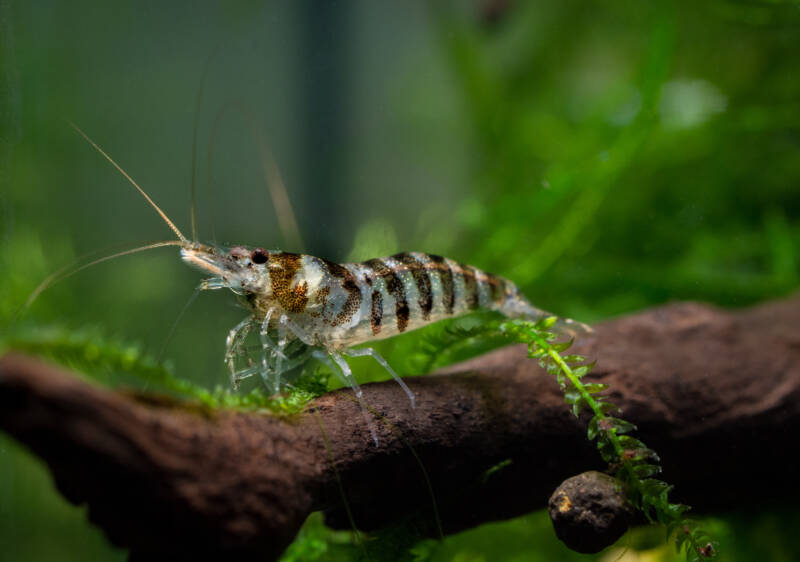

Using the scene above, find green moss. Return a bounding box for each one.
[4,326,330,416]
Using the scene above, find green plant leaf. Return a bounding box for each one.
[582,382,608,393]
[632,463,661,478]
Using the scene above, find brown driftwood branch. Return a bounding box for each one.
[2,297,800,560]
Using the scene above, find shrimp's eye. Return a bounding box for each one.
[250,248,269,264]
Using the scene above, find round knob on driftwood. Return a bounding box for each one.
[548,471,634,553]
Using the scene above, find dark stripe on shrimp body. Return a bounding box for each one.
[320,258,363,327]
[363,258,410,332]
[392,252,433,319]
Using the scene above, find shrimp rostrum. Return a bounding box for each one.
[55,124,588,444]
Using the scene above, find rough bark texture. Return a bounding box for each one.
[1,297,800,560]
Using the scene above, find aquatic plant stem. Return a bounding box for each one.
[527,328,716,560]
[541,342,627,467]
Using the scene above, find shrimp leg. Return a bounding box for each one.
[343,347,415,408]
[312,349,379,446]
[225,317,253,388]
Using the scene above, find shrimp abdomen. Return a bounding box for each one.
[321,252,548,347]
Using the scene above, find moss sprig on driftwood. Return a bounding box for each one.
[5,326,328,416]
[501,317,717,561]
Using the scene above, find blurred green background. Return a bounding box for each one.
[2,0,800,560]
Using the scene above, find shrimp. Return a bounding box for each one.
[183,247,569,393]
[63,124,589,444]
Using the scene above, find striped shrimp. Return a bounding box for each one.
[64,124,588,444]
[183,247,560,394]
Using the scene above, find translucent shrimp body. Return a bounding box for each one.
[182,246,550,349]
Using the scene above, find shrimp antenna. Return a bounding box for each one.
[206,100,303,250]
[69,122,189,244]
[189,47,220,242]
[189,75,205,242]
[254,127,304,251]
[24,240,185,309]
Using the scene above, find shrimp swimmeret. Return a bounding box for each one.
[51,124,589,444]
